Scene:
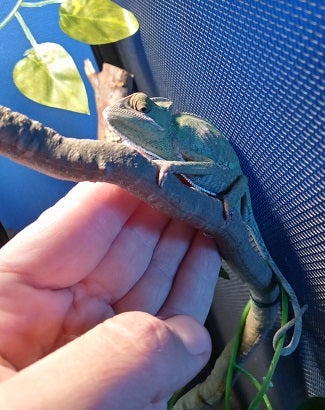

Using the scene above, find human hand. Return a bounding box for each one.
[0,182,220,409]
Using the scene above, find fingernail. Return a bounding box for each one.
[165,315,211,356]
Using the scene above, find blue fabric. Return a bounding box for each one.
[116,0,324,404]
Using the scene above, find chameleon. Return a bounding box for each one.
[103,92,306,355]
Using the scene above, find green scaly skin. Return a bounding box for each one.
[104,92,305,356]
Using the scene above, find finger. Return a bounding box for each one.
[88,200,170,303]
[0,182,141,288]
[0,357,16,382]
[0,312,211,410]
[113,219,196,314]
[159,231,221,323]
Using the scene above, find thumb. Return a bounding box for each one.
[0,312,211,410]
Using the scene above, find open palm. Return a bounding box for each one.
[0,182,220,381]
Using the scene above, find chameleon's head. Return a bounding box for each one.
[103,93,174,159]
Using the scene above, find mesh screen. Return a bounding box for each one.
[115,0,324,403]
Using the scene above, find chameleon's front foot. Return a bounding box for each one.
[154,160,172,187]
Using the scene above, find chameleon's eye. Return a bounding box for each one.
[129,93,151,113]
[134,97,150,113]
[137,103,150,113]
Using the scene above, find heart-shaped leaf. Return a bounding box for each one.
[59,0,139,45]
[13,42,89,114]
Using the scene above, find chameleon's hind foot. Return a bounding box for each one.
[220,175,252,222]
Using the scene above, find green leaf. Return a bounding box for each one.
[59,0,139,45]
[13,42,89,114]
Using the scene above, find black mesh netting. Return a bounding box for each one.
[111,0,324,406]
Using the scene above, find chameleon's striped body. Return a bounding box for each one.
[104,92,304,356]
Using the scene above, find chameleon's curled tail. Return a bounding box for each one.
[247,217,308,356]
[266,259,308,356]
[272,302,308,354]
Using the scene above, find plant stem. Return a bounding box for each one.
[224,300,251,410]
[247,289,289,410]
[235,365,272,410]
[15,11,38,49]
[0,0,23,30]
[21,0,63,7]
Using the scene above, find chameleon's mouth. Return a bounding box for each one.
[121,138,162,160]
[105,122,162,160]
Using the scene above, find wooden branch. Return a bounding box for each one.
[0,105,275,298]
